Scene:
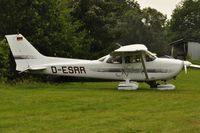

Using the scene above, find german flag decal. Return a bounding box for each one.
[17,36,23,41]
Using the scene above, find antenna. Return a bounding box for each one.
[115,43,122,47]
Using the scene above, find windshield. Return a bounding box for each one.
[98,55,109,62]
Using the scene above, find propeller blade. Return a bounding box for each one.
[190,64,200,69]
[183,61,192,67]
[183,61,191,74]
[183,61,200,73]
[184,64,187,74]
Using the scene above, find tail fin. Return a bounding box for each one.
[5,34,45,72]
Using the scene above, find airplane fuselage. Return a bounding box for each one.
[31,57,183,82]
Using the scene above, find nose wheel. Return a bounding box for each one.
[157,84,175,90]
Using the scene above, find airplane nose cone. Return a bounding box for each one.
[183,61,192,74]
[183,61,192,67]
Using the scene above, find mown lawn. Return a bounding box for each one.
[0,69,200,133]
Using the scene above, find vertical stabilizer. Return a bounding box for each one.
[5,34,45,72]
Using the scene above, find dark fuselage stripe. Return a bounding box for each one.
[14,55,37,59]
[95,68,170,73]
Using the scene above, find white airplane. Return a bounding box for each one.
[5,34,200,90]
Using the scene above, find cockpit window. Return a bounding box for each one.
[124,55,141,63]
[107,55,122,64]
[106,51,156,64]
[145,53,156,62]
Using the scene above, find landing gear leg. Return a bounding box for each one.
[147,81,158,88]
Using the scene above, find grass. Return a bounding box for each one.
[0,69,200,133]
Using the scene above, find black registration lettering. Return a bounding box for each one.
[80,67,86,74]
[74,67,80,74]
[62,66,68,74]
[51,66,57,73]
[68,66,74,74]
[52,66,86,74]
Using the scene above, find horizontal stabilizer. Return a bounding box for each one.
[28,66,47,71]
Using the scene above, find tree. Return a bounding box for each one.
[0,0,91,58]
[115,8,145,43]
[115,6,167,55]
[0,0,92,80]
[70,0,136,58]
[169,0,200,41]
[142,8,167,54]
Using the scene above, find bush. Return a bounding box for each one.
[0,38,9,80]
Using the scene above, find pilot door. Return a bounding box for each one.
[122,54,145,80]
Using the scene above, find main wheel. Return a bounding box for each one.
[147,81,158,88]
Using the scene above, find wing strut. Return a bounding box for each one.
[141,52,149,80]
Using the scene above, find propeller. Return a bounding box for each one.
[183,61,191,74]
[183,61,200,74]
[190,64,200,69]
[115,43,122,47]
[184,64,187,74]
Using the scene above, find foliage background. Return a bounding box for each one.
[0,0,199,81]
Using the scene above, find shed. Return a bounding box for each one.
[169,39,200,60]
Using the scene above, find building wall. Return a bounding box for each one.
[170,43,187,60]
[188,42,200,60]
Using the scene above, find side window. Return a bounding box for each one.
[106,52,155,64]
[125,56,131,63]
[107,56,122,64]
[125,55,141,63]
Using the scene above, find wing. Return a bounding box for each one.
[111,44,148,56]
[18,65,47,73]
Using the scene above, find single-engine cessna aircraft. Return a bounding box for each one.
[5,34,200,90]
